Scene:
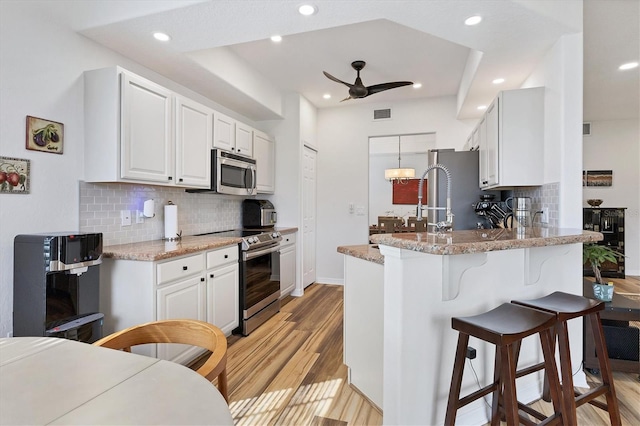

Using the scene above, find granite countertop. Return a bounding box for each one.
[102,235,243,261]
[337,244,384,265]
[102,227,299,262]
[369,228,602,255]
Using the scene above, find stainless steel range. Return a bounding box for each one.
[198,228,282,335]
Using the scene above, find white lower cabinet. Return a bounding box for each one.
[99,245,240,365]
[279,233,296,297]
[206,246,240,335]
[156,274,206,363]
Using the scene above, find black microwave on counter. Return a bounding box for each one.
[187,150,257,195]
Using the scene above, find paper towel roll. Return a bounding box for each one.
[164,203,178,240]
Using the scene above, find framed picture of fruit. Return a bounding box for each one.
[0,156,30,194]
[26,116,63,154]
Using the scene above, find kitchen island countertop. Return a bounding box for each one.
[337,244,384,264]
[370,227,601,255]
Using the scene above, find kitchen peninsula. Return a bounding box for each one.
[339,227,602,425]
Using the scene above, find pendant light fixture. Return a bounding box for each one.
[384,138,415,184]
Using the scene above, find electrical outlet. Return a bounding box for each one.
[541,207,549,224]
[356,206,365,216]
[121,210,132,226]
[135,210,144,224]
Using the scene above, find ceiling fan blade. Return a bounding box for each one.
[365,81,413,97]
[340,95,353,102]
[323,71,353,88]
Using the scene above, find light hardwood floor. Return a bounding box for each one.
[213,278,639,425]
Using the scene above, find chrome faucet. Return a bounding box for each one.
[417,163,454,231]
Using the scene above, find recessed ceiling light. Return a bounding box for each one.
[298,4,317,16]
[323,93,331,99]
[464,16,482,26]
[477,105,487,111]
[492,78,505,84]
[153,32,171,42]
[270,35,282,42]
[619,61,639,70]
[413,83,422,89]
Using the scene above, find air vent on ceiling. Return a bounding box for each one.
[583,122,591,136]
[373,108,391,121]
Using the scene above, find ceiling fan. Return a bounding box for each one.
[323,60,413,101]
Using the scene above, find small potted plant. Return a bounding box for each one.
[583,243,621,301]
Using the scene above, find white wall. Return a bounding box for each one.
[583,119,640,275]
[316,97,475,283]
[0,3,263,337]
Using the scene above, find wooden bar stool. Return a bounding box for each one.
[511,292,621,426]
[445,303,565,426]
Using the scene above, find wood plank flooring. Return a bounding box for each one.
[215,279,639,425]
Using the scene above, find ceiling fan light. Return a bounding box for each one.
[619,61,638,70]
[464,16,482,26]
[385,168,415,180]
[298,4,317,16]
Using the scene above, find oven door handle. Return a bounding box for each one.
[243,244,280,261]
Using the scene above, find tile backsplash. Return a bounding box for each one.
[515,182,559,228]
[79,182,243,247]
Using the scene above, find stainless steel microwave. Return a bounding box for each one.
[211,149,257,196]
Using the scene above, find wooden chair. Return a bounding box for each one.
[94,319,229,402]
[378,217,404,233]
[407,217,427,232]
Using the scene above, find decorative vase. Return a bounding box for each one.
[592,283,613,302]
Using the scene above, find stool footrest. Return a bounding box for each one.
[575,386,611,411]
[458,381,499,409]
[515,361,545,379]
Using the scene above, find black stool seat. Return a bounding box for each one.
[512,291,621,426]
[445,303,565,426]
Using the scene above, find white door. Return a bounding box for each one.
[302,146,317,288]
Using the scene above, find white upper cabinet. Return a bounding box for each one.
[84,67,211,188]
[120,72,173,183]
[476,87,544,190]
[175,96,212,188]
[213,113,254,158]
[253,130,275,194]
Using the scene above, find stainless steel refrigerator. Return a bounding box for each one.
[425,149,499,230]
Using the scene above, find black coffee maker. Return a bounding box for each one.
[13,233,104,343]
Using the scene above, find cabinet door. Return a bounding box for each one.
[206,263,239,335]
[478,117,488,188]
[213,112,235,152]
[254,131,275,193]
[175,97,212,188]
[121,72,173,183]
[235,122,254,157]
[485,99,499,187]
[156,275,206,362]
[280,245,295,296]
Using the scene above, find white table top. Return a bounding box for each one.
[0,337,234,425]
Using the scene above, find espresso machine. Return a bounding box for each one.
[13,233,104,343]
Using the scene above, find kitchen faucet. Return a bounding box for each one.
[416,163,454,231]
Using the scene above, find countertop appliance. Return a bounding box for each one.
[187,150,257,195]
[427,149,500,230]
[243,199,277,228]
[196,228,281,335]
[13,233,104,343]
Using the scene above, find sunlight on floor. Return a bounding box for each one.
[230,378,343,425]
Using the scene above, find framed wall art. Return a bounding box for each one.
[392,179,428,204]
[0,156,30,194]
[585,170,613,187]
[26,116,64,154]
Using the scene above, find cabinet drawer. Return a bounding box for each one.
[157,254,204,286]
[280,233,296,247]
[206,245,239,269]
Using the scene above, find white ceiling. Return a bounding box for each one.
[26,0,639,122]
